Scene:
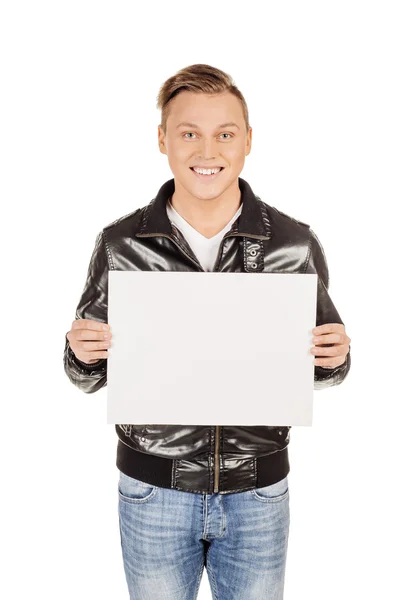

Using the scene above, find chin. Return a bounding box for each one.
[190,183,228,201]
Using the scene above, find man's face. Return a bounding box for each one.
[158,90,252,201]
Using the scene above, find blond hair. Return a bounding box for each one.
[156,63,250,134]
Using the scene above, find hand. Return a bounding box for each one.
[311,323,351,368]
[66,318,112,364]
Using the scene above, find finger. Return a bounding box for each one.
[312,332,348,345]
[76,328,112,341]
[311,343,347,357]
[312,323,345,335]
[76,349,110,362]
[76,339,111,353]
[72,318,110,331]
[74,340,111,362]
[314,355,346,368]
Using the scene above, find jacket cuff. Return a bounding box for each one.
[71,351,106,372]
[314,346,351,388]
[64,333,106,374]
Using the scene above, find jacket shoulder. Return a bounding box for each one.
[257,199,311,246]
[102,206,144,235]
[267,203,311,230]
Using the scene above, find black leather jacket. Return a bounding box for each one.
[64,177,351,494]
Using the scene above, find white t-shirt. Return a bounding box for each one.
[166,198,243,272]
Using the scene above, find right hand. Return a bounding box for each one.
[66,318,112,364]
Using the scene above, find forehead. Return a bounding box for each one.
[167,90,244,126]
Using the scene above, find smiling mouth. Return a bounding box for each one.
[190,167,225,179]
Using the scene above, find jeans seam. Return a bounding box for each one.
[207,559,219,600]
[193,562,204,599]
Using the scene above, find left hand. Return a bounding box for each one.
[311,323,351,368]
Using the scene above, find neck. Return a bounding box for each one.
[170,178,242,239]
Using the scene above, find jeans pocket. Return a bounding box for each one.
[251,475,289,503]
[118,471,159,504]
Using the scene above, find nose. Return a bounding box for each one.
[197,137,219,160]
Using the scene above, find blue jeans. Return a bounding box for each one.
[118,470,290,600]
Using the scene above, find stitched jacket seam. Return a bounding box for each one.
[102,229,115,270]
[302,228,313,273]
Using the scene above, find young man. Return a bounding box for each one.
[64,64,351,600]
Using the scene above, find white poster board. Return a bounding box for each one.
[107,271,318,426]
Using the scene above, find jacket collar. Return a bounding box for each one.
[137,177,271,240]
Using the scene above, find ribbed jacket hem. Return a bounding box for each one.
[116,439,290,494]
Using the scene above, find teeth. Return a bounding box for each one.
[193,167,222,175]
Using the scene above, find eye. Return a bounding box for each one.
[183,132,233,140]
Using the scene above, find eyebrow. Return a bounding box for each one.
[176,121,240,130]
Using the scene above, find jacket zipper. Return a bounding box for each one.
[214,425,220,492]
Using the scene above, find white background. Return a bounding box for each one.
[1,1,399,598]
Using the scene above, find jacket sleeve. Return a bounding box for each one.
[305,228,351,390]
[63,230,109,394]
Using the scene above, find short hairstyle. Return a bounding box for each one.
[156,63,250,134]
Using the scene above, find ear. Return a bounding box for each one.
[158,124,167,155]
[245,126,252,156]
